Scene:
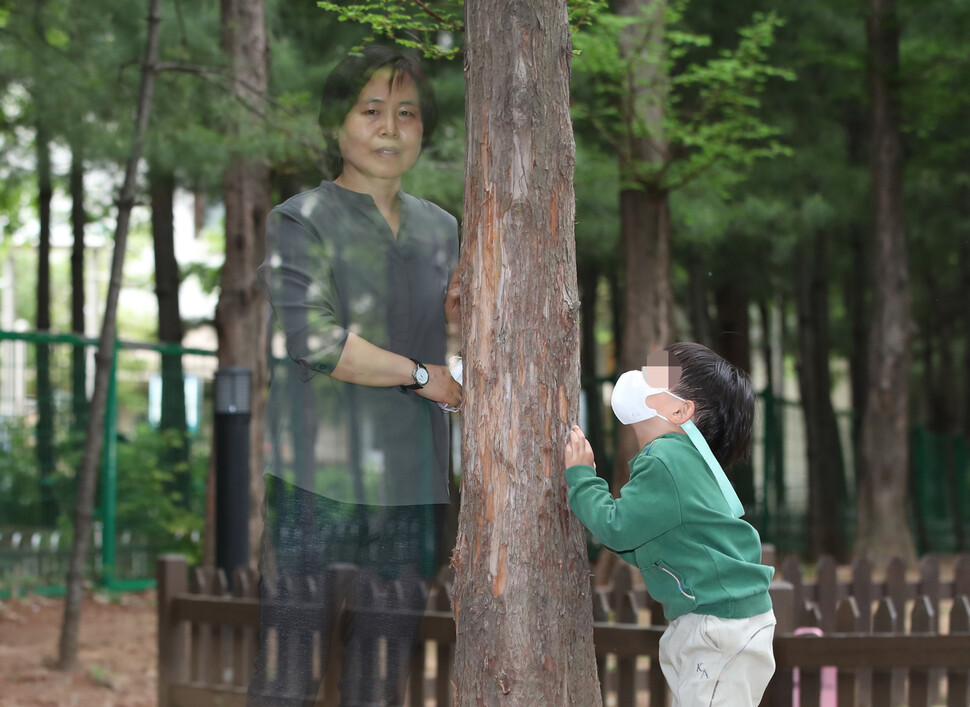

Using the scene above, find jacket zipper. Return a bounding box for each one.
[658,565,695,600]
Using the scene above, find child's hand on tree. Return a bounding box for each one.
[564,425,595,469]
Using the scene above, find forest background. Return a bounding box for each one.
[0,0,968,616]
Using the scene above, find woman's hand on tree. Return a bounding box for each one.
[417,363,462,409]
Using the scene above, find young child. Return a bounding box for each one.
[564,342,776,706]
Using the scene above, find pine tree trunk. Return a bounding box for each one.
[578,261,607,481]
[35,121,56,526]
[687,245,713,349]
[611,0,673,494]
[150,166,190,502]
[856,0,915,564]
[714,279,755,505]
[795,230,847,559]
[451,0,601,702]
[962,233,970,440]
[845,221,869,460]
[215,0,270,567]
[841,101,869,466]
[70,142,89,431]
[613,188,673,490]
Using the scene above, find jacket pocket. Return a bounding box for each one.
[645,561,698,617]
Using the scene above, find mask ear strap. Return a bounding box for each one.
[680,420,745,518]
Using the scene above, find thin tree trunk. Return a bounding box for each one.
[578,261,607,480]
[958,224,970,549]
[714,279,755,505]
[842,100,869,465]
[714,280,752,374]
[962,233,970,439]
[70,141,89,431]
[613,188,674,491]
[612,0,673,495]
[214,0,271,569]
[758,299,773,399]
[855,0,915,564]
[609,273,623,371]
[57,0,162,670]
[451,0,601,702]
[35,119,56,526]
[687,244,713,348]
[150,165,190,502]
[795,231,847,560]
[845,221,869,464]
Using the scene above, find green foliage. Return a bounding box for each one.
[0,416,205,564]
[114,424,206,562]
[574,140,619,262]
[573,2,794,193]
[666,12,794,188]
[317,0,464,59]
[317,0,605,59]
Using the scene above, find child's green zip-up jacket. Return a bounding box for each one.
[565,433,773,622]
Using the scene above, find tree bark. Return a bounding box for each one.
[855,0,915,563]
[57,0,162,670]
[841,100,869,463]
[794,230,847,560]
[451,0,601,702]
[70,141,89,431]
[150,166,190,501]
[844,220,869,461]
[578,260,607,482]
[34,0,54,517]
[35,119,56,526]
[962,232,970,439]
[215,0,271,568]
[687,244,713,349]
[713,280,752,375]
[714,279,755,505]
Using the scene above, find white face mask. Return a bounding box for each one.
[610,370,685,426]
[609,369,745,518]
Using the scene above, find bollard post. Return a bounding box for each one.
[214,367,251,589]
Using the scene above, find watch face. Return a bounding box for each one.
[415,366,430,385]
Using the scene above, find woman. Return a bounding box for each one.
[247,45,461,706]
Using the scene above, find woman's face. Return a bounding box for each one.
[336,69,424,187]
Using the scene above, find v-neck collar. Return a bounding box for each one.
[324,180,408,240]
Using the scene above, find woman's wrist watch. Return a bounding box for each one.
[402,358,429,390]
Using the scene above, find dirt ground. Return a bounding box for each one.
[0,591,156,707]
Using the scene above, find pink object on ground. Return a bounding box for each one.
[791,626,837,707]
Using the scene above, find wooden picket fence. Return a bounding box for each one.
[157,552,970,706]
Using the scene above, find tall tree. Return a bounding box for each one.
[149,164,190,501]
[34,116,56,525]
[450,0,601,702]
[855,0,915,563]
[32,1,56,526]
[795,221,847,559]
[69,142,89,431]
[613,0,674,492]
[57,0,162,670]
[215,0,271,565]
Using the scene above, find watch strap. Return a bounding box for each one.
[401,358,428,390]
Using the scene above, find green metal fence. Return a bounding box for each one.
[0,329,217,596]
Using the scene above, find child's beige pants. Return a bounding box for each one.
[658,609,776,706]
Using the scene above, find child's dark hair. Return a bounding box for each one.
[667,342,754,467]
[319,45,439,176]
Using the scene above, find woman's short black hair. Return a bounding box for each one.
[319,45,439,177]
[666,342,755,468]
